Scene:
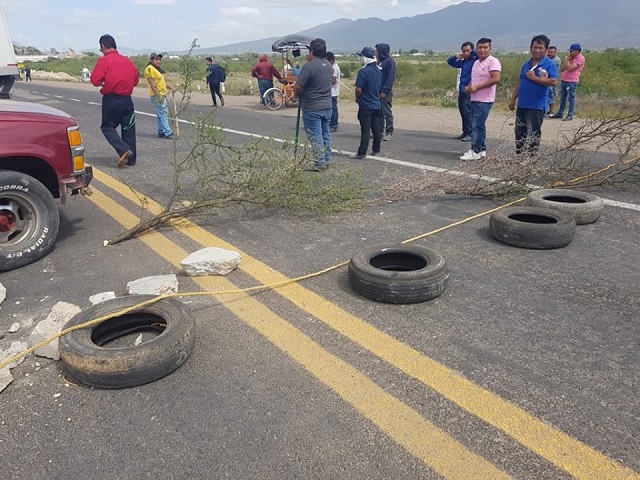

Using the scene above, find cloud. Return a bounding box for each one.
[220,6,260,16]
[131,0,176,4]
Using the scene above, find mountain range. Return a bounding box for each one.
[188,0,640,55]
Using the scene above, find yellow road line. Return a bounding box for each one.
[94,168,640,480]
[89,186,510,479]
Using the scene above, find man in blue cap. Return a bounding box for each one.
[549,43,586,121]
[349,47,382,159]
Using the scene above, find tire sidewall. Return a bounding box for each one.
[0,171,60,271]
[524,189,604,225]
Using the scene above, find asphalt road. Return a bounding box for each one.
[0,82,638,480]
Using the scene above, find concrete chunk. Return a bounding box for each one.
[127,274,178,295]
[181,247,241,276]
[0,282,6,305]
[8,322,20,333]
[0,367,13,393]
[1,340,29,368]
[89,291,117,305]
[30,302,81,361]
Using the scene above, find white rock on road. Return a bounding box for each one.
[30,302,82,361]
[127,274,179,295]
[0,282,6,304]
[181,247,241,276]
[0,367,13,393]
[89,291,117,305]
[8,322,21,333]
[0,340,30,368]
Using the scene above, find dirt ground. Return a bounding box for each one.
[29,79,587,146]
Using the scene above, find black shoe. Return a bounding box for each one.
[370,151,380,155]
[460,135,472,142]
[548,113,563,119]
[220,98,225,106]
[330,127,338,132]
[453,133,466,140]
[304,164,329,172]
[348,153,366,159]
[164,134,174,140]
[157,133,165,138]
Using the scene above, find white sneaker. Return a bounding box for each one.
[460,149,482,161]
[479,151,486,158]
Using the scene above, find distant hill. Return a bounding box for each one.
[191,0,640,55]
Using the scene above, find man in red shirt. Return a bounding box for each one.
[251,55,283,106]
[90,34,140,167]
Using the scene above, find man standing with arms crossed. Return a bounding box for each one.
[293,38,334,171]
[549,43,586,121]
[460,37,501,161]
[375,43,396,141]
[447,41,477,142]
[90,34,139,167]
[509,35,558,154]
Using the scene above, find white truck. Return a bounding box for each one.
[0,5,19,98]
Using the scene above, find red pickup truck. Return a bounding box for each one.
[0,100,93,271]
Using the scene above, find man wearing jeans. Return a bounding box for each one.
[447,41,477,141]
[460,38,501,161]
[508,35,558,154]
[293,38,334,171]
[549,43,585,121]
[144,53,176,140]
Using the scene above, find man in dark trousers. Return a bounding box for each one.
[447,41,477,141]
[252,55,283,106]
[24,66,31,82]
[374,43,396,141]
[508,34,557,154]
[205,57,225,106]
[90,34,139,167]
[349,47,382,160]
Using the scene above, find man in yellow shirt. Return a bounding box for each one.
[144,53,176,139]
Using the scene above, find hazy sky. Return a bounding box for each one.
[2,0,488,52]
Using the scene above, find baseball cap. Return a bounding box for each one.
[150,52,163,60]
[356,46,375,59]
[568,43,582,51]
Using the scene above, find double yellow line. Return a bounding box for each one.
[91,168,638,480]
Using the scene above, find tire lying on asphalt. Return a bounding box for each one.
[60,295,195,389]
[348,243,449,304]
[489,206,576,249]
[0,171,60,272]
[524,189,604,224]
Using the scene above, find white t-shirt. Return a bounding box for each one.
[331,63,341,97]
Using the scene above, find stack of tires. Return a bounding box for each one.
[489,189,604,249]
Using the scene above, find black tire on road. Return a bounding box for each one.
[60,295,195,389]
[348,243,449,304]
[524,189,604,224]
[489,206,576,249]
[0,171,60,271]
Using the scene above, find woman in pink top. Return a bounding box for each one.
[460,38,502,161]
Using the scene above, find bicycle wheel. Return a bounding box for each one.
[264,88,284,110]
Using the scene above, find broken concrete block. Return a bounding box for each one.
[30,302,81,361]
[127,274,178,295]
[181,247,241,276]
[8,322,20,333]
[0,340,29,368]
[0,282,6,305]
[0,367,13,393]
[89,291,116,305]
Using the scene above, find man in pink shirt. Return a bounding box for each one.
[549,43,585,121]
[460,37,502,161]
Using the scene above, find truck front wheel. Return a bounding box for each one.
[0,171,60,271]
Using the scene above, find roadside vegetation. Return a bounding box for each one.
[21,48,640,113]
